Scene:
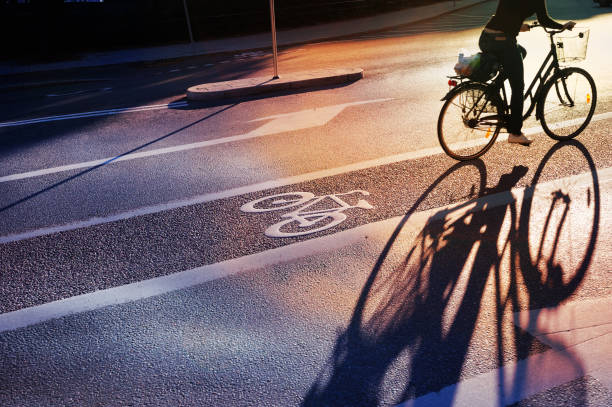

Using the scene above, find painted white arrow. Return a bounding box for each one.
[246,100,389,136]
[0,98,392,183]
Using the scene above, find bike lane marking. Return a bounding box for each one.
[240,190,375,238]
[1,167,610,334]
[0,98,392,183]
[2,108,611,244]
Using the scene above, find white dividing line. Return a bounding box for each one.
[46,90,86,98]
[1,167,609,334]
[399,298,612,407]
[0,144,439,244]
[1,118,610,244]
[445,111,612,153]
[0,98,392,183]
[1,103,605,184]
[0,101,189,128]
[0,214,388,334]
[396,344,596,407]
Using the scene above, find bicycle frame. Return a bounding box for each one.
[447,25,571,128]
[492,26,569,121]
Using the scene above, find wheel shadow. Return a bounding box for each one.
[303,140,600,406]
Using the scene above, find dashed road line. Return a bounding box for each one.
[46,90,87,97]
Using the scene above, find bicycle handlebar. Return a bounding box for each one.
[528,21,572,35]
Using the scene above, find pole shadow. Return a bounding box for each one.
[0,103,239,214]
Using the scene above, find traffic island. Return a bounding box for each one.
[186,68,364,101]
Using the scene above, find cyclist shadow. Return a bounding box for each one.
[303,140,600,406]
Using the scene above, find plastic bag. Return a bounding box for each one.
[454,51,481,77]
[454,51,499,82]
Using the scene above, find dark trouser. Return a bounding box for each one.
[479,31,526,134]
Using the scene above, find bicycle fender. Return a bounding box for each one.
[440,82,471,101]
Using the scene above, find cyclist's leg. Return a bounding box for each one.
[500,39,525,136]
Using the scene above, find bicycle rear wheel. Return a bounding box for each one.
[438,83,503,161]
[537,67,597,140]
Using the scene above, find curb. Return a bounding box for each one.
[186,68,364,101]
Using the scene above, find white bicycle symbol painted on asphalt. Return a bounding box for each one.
[240,190,374,238]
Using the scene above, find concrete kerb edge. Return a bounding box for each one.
[186,69,364,101]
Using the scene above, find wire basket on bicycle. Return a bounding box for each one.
[555,28,589,63]
[438,23,597,161]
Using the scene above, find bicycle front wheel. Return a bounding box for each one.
[438,83,503,161]
[538,67,597,140]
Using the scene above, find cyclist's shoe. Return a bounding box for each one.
[508,133,533,146]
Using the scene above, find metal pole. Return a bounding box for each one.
[183,0,194,44]
[269,0,279,79]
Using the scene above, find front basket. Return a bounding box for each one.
[555,28,589,63]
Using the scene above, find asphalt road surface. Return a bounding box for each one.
[1,0,612,406]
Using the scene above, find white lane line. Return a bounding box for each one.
[1,104,605,184]
[0,98,392,183]
[0,167,609,334]
[0,101,189,128]
[46,90,86,97]
[1,120,610,245]
[398,298,612,407]
[444,111,612,153]
[0,146,436,244]
[396,343,597,407]
[0,212,391,334]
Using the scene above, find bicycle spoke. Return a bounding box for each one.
[539,68,596,140]
[438,83,502,160]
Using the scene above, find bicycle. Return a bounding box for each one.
[437,22,597,161]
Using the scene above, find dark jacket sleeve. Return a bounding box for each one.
[535,0,564,29]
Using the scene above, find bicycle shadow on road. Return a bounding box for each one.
[303,140,600,406]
